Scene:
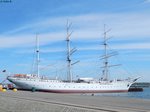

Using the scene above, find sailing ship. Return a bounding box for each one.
[7,23,139,93]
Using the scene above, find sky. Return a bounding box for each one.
[0,0,150,82]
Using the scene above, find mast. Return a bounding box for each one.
[101,25,120,81]
[66,21,79,82]
[103,24,110,81]
[66,21,72,82]
[36,34,40,77]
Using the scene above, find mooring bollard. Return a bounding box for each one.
[13,88,17,92]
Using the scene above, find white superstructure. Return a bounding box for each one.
[7,24,138,93]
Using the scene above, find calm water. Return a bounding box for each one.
[94,88,150,99]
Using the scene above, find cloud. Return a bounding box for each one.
[144,0,150,3]
[1,12,150,50]
[112,42,150,50]
[4,12,150,37]
[4,17,66,35]
[0,35,35,48]
[0,32,65,48]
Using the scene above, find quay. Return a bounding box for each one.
[0,90,150,112]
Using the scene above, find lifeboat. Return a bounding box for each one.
[14,74,27,78]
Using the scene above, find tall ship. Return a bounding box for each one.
[7,23,139,93]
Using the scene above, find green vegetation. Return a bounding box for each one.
[131,82,150,88]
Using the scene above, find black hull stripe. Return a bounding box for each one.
[19,89,128,93]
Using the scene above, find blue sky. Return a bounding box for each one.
[0,0,150,82]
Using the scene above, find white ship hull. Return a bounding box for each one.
[7,76,134,93]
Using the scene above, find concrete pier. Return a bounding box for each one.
[0,90,150,112]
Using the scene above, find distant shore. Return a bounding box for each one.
[131,82,150,88]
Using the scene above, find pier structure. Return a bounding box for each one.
[0,90,150,112]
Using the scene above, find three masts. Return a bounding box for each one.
[7,23,139,93]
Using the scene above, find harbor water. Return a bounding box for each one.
[93,88,150,100]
